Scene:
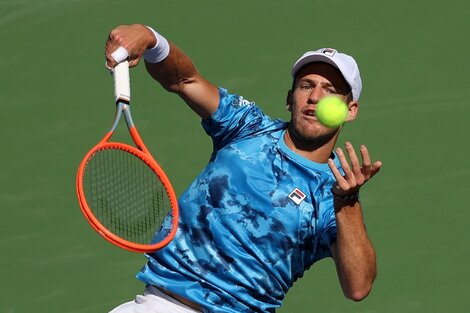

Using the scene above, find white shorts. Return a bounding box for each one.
[109,285,202,313]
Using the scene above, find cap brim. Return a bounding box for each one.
[291,54,341,77]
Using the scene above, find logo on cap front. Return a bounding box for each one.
[321,48,337,57]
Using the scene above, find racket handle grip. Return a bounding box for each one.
[112,47,131,103]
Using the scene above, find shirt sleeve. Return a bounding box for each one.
[202,88,272,150]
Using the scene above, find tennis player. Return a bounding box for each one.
[105,24,382,313]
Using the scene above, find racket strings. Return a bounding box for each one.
[83,148,172,244]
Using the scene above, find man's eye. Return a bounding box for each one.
[300,84,312,89]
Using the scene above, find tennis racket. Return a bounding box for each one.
[76,47,179,253]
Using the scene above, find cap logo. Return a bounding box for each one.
[288,188,306,205]
[321,48,337,57]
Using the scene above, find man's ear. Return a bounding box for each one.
[286,90,293,112]
[346,100,359,122]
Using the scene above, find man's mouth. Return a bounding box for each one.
[303,109,317,118]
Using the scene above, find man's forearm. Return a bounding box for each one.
[145,42,200,94]
[332,199,377,301]
[143,34,219,119]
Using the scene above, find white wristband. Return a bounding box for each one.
[144,26,170,63]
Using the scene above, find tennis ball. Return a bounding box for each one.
[316,96,348,128]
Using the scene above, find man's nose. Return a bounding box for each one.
[307,86,324,104]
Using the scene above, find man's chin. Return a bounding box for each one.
[289,124,339,148]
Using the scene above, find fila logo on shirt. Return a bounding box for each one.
[288,188,306,205]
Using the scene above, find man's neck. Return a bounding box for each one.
[283,126,339,163]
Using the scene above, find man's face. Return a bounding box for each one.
[286,62,356,143]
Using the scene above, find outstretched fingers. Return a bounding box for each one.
[328,142,382,196]
[334,144,357,193]
[360,144,382,179]
[345,142,365,185]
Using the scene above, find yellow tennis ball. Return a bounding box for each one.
[316,96,348,128]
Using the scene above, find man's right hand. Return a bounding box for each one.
[105,24,156,69]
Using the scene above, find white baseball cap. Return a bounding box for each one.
[291,48,362,101]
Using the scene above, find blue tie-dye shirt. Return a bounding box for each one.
[137,88,341,313]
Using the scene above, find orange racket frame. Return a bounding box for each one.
[76,53,179,253]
